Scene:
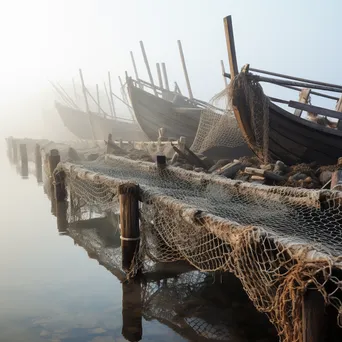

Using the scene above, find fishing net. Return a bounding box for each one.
[49,154,342,342]
[190,89,247,157]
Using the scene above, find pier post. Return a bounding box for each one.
[19,143,28,177]
[35,144,43,183]
[48,149,61,177]
[121,279,142,341]
[56,201,68,234]
[53,169,67,202]
[119,183,140,275]
[12,139,18,164]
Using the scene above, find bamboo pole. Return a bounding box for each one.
[79,69,96,141]
[161,63,170,91]
[139,40,158,96]
[177,40,193,99]
[108,71,116,118]
[223,15,238,80]
[156,63,164,89]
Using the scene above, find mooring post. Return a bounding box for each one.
[35,143,43,183]
[19,143,28,177]
[119,183,140,275]
[302,289,327,342]
[54,169,67,202]
[121,279,143,342]
[12,139,18,164]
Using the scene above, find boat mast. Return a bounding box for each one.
[79,68,96,141]
[177,40,193,99]
[139,40,158,96]
[161,63,170,91]
[108,71,116,118]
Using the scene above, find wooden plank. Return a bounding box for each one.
[139,40,158,96]
[108,71,116,118]
[336,96,342,112]
[177,40,193,99]
[223,16,238,79]
[288,101,342,121]
[156,63,164,89]
[294,88,311,117]
[161,63,170,91]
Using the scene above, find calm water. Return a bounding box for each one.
[0,144,278,342]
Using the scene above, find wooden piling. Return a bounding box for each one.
[54,169,67,202]
[35,143,43,183]
[302,289,327,342]
[156,155,166,172]
[56,201,68,234]
[19,143,28,177]
[119,183,140,274]
[121,279,142,341]
[49,149,61,177]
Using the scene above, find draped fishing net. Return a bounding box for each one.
[190,89,247,156]
[49,155,342,342]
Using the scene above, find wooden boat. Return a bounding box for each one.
[230,67,342,165]
[55,101,148,141]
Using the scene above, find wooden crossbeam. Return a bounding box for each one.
[294,88,311,117]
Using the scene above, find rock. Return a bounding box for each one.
[260,164,273,171]
[86,153,100,161]
[273,160,286,174]
[304,176,312,184]
[319,170,332,185]
[219,162,244,179]
[182,164,193,170]
[292,173,307,181]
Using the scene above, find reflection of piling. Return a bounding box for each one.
[12,139,18,164]
[122,279,143,342]
[6,137,13,161]
[19,143,28,177]
[35,143,43,183]
[119,183,140,275]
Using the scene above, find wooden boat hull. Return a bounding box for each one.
[55,102,148,141]
[128,84,201,144]
[232,75,342,165]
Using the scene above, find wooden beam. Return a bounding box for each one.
[177,40,193,99]
[139,40,158,96]
[336,96,342,112]
[57,82,79,109]
[104,82,114,117]
[108,71,116,118]
[156,63,164,89]
[220,60,229,88]
[174,82,182,94]
[96,84,101,116]
[223,16,238,79]
[161,63,170,91]
[294,88,311,117]
[118,76,135,120]
[288,101,342,121]
[72,78,78,104]
[130,51,142,89]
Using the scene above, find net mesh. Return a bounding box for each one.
[190,89,246,155]
[50,155,342,342]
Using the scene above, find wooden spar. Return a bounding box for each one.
[269,97,290,105]
[130,51,142,89]
[174,82,182,94]
[220,60,229,88]
[177,40,193,99]
[111,91,133,108]
[161,63,170,91]
[223,15,238,80]
[247,73,342,93]
[72,78,78,104]
[49,81,75,108]
[139,40,158,96]
[104,82,114,117]
[108,71,116,118]
[57,82,79,109]
[79,69,96,141]
[156,63,164,89]
[294,88,311,117]
[119,183,140,275]
[85,88,107,116]
[19,144,28,177]
[118,76,135,120]
[249,67,342,91]
[96,84,101,116]
[288,101,342,121]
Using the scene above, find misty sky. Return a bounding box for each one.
[0,0,341,137]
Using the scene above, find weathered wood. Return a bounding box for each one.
[220,60,229,88]
[156,155,166,172]
[294,88,311,117]
[161,62,170,91]
[104,82,114,117]
[54,169,67,202]
[105,134,126,155]
[249,67,342,91]
[96,84,101,116]
[119,183,140,275]
[48,149,61,177]
[139,40,158,96]
[217,161,243,178]
[336,96,342,112]
[130,51,142,89]
[223,16,238,79]
[288,101,342,121]
[121,279,142,342]
[35,144,43,183]
[19,143,28,177]
[174,82,182,94]
[156,63,164,89]
[11,139,18,163]
[302,289,327,342]
[56,201,68,234]
[108,71,116,117]
[244,167,285,182]
[177,40,193,99]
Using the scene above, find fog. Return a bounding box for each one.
[0,0,341,139]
